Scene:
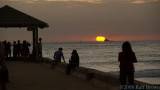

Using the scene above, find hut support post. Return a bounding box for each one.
[32,27,39,61]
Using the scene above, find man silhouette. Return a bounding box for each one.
[53,48,66,63]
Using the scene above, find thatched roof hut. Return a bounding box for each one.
[0,5,48,28]
[0,5,49,60]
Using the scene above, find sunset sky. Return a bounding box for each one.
[0,0,160,42]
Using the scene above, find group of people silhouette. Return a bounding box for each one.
[0,41,138,90]
[52,48,80,74]
[0,38,42,59]
[13,40,31,58]
[52,41,137,85]
[0,40,31,58]
[0,38,43,90]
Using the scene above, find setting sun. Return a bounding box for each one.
[96,36,106,42]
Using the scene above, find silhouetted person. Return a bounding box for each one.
[22,40,26,57]
[0,42,9,90]
[21,41,25,57]
[26,41,31,57]
[66,50,79,74]
[38,38,42,58]
[53,48,66,64]
[70,50,79,68]
[6,42,11,57]
[2,41,7,58]
[17,40,22,57]
[21,40,30,57]
[13,41,17,58]
[0,42,5,60]
[118,41,137,85]
[0,62,9,90]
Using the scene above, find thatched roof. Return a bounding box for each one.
[0,5,49,28]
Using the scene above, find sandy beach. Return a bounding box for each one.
[6,61,116,90]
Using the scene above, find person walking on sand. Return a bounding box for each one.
[53,48,66,64]
[118,41,137,85]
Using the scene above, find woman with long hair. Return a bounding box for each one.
[66,50,79,74]
[118,41,137,85]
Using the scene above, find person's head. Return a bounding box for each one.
[58,48,63,51]
[27,41,31,46]
[72,49,78,55]
[18,40,20,44]
[122,41,133,53]
[39,38,42,42]
[3,40,7,44]
[13,41,16,44]
[7,42,11,44]
[23,40,26,44]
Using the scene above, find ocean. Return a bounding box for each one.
[42,41,160,84]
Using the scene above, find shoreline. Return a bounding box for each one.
[40,57,160,85]
[7,57,159,86]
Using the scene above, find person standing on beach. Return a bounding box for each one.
[0,42,5,60]
[6,42,11,58]
[53,48,66,63]
[2,41,7,58]
[69,50,79,68]
[66,50,79,74]
[38,38,42,58]
[0,41,9,90]
[17,40,22,57]
[118,41,137,85]
[0,63,9,90]
[13,41,17,58]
